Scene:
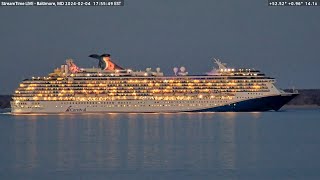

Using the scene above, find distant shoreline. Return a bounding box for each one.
[283,105,320,109]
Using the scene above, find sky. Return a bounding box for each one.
[0,0,319,94]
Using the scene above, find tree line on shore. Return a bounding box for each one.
[285,89,320,106]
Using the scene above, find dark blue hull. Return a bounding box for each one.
[191,93,299,112]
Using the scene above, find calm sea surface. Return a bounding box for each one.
[0,108,320,180]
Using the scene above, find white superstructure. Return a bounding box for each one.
[11,55,298,114]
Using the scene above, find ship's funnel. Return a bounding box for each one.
[89,54,123,70]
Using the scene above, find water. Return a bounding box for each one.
[0,109,320,180]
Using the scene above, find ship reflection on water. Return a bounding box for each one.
[4,110,320,179]
[10,112,261,172]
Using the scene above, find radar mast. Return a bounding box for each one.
[213,58,227,69]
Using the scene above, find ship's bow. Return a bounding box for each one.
[271,92,299,111]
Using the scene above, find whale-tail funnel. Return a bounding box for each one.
[89,54,123,70]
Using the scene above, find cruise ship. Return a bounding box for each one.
[11,54,298,114]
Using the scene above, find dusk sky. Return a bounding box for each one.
[0,0,319,94]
